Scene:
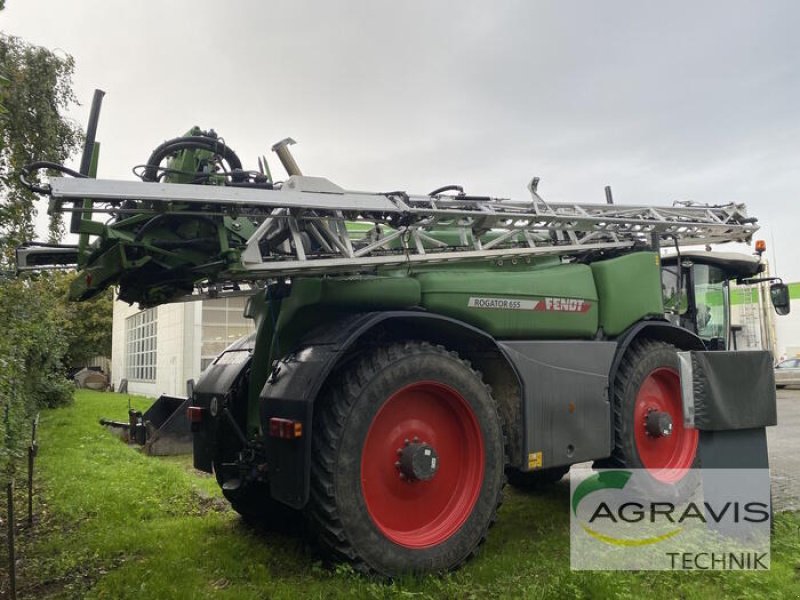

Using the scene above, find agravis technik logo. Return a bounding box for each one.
[570,468,771,571]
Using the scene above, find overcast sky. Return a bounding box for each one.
[2,1,799,279]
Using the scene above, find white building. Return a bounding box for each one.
[729,281,800,359]
[775,283,800,360]
[111,295,254,397]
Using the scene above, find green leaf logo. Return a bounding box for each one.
[572,470,682,546]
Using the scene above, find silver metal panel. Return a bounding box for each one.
[15,245,78,271]
[49,177,398,212]
[678,350,696,427]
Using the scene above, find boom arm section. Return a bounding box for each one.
[18,133,759,307]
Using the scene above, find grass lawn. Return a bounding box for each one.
[2,390,799,599]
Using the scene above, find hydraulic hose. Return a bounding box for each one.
[20,161,87,194]
[141,136,244,183]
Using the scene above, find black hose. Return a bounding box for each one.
[150,237,218,249]
[20,161,88,194]
[142,136,244,183]
[134,213,218,243]
[428,185,464,197]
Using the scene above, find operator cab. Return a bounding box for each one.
[660,251,789,350]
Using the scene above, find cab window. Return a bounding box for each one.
[693,264,728,343]
[662,265,688,324]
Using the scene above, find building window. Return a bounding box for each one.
[126,309,157,382]
[201,297,255,371]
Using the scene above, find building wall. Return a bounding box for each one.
[774,282,800,360]
[111,296,254,398]
[111,298,201,397]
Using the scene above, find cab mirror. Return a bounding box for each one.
[770,283,791,315]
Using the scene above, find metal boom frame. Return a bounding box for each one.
[27,174,758,281]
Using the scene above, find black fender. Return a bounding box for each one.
[260,310,523,509]
[604,319,706,453]
[190,333,256,473]
[609,319,706,385]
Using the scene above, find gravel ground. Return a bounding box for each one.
[769,387,800,512]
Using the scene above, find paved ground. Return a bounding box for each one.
[769,387,800,512]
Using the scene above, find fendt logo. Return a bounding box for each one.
[539,297,591,312]
[467,296,591,312]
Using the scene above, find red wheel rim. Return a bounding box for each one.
[360,381,484,548]
[633,367,698,483]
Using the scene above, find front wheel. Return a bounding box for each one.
[599,339,699,483]
[307,342,505,576]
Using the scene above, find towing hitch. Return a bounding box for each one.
[100,394,192,456]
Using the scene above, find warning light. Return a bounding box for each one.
[755,240,766,256]
[186,406,205,423]
[269,417,303,439]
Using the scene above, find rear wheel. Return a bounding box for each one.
[601,339,699,483]
[307,342,505,576]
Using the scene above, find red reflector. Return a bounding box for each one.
[269,417,303,439]
[186,406,205,423]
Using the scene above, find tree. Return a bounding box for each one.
[0,34,83,479]
[56,273,113,367]
[0,33,82,257]
[0,3,8,115]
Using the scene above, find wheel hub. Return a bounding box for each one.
[396,438,439,481]
[645,409,673,438]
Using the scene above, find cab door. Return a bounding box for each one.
[661,261,730,350]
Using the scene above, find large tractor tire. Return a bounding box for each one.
[307,341,505,576]
[214,465,302,532]
[600,338,699,482]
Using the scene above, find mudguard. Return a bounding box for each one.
[260,311,515,508]
[191,333,255,472]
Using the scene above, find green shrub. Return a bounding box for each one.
[0,32,83,481]
[0,275,74,481]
